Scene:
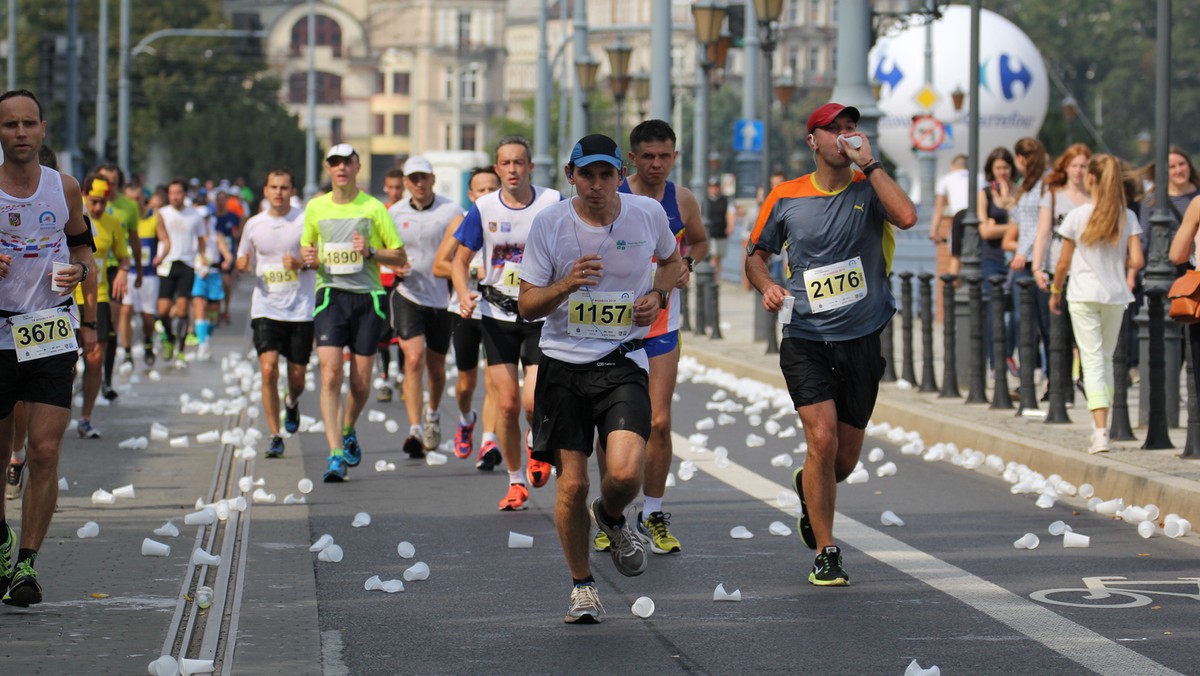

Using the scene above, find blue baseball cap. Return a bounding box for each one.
[569,134,623,169]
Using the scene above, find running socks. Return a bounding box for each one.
[459,410,477,427]
[508,470,525,485]
[195,319,210,344]
[643,495,663,516]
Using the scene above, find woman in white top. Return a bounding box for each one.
[1049,154,1144,454]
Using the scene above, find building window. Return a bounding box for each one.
[393,72,410,96]
[330,117,343,145]
[288,71,343,104]
[375,72,385,94]
[808,46,820,74]
[393,114,410,137]
[461,124,476,151]
[290,15,343,57]
[457,10,471,50]
[374,114,385,135]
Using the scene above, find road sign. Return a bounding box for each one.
[909,115,946,152]
[734,119,764,153]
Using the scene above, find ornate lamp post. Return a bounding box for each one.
[606,36,633,142]
[690,0,728,195]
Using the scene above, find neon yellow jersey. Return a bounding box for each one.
[301,190,402,293]
[75,212,129,304]
[106,194,140,267]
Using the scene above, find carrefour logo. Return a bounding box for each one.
[982,53,1033,100]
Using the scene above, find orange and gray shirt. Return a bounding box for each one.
[747,171,896,341]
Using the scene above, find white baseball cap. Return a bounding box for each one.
[403,156,434,176]
[326,143,358,160]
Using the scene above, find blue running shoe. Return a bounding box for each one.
[266,436,285,459]
[283,399,300,434]
[323,452,348,482]
[343,430,362,467]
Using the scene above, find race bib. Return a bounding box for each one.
[11,306,78,362]
[324,242,363,275]
[567,290,634,340]
[499,261,521,297]
[262,265,299,292]
[803,257,867,313]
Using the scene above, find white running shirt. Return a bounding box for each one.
[237,207,316,322]
[159,205,206,266]
[388,194,461,309]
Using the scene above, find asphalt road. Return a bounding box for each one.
[2,292,1198,675]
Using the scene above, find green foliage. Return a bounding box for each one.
[167,98,307,188]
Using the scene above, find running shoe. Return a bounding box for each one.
[0,524,14,597]
[283,398,300,434]
[809,545,850,587]
[197,342,212,361]
[475,440,501,471]
[403,435,425,459]
[1088,428,1111,455]
[3,559,41,607]
[342,430,362,467]
[102,384,119,401]
[121,353,134,368]
[266,436,285,459]
[323,452,348,482]
[590,498,647,577]
[185,333,200,348]
[564,583,604,624]
[173,355,187,370]
[498,483,529,511]
[527,443,551,488]
[792,467,816,550]
[422,407,441,451]
[376,385,392,403]
[78,420,101,439]
[159,334,174,362]
[638,511,682,554]
[592,529,611,552]
[454,419,475,459]
[144,342,156,368]
[5,462,25,501]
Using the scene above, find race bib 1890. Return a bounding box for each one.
[262,265,300,292]
[323,242,363,275]
[11,306,78,362]
[567,290,633,340]
[803,257,867,313]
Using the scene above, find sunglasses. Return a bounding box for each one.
[327,156,354,167]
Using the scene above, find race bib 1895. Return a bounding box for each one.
[803,257,867,313]
[567,290,633,340]
[11,306,78,362]
[324,242,363,275]
[262,265,300,292]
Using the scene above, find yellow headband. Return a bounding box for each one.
[86,178,110,199]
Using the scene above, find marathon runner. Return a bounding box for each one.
[155,178,207,368]
[118,185,168,368]
[96,164,142,399]
[376,166,406,401]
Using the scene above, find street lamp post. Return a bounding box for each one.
[690,0,727,197]
[753,0,785,354]
[606,37,633,143]
[1061,95,1078,147]
[631,71,651,121]
[574,56,600,134]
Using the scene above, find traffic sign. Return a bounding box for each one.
[734,119,764,153]
[909,115,947,152]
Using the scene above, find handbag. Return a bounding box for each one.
[1167,270,1200,324]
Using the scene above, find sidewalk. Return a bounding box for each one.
[682,281,1200,527]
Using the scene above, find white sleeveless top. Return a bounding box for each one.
[0,167,72,349]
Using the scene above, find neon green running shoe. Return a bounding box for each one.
[0,525,13,598]
[3,559,42,607]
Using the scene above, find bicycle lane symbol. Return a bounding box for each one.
[1030,576,1200,608]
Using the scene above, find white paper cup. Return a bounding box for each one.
[147,655,179,676]
[141,538,171,557]
[712,583,742,602]
[112,484,136,499]
[184,507,217,526]
[317,544,344,562]
[76,521,100,538]
[1013,533,1040,549]
[1096,498,1124,516]
[364,575,383,591]
[1164,518,1191,538]
[777,295,795,324]
[631,596,655,618]
[154,521,179,538]
[196,430,220,444]
[396,541,416,559]
[1137,521,1157,539]
[1063,531,1091,548]
[1048,520,1072,536]
[91,489,116,505]
[381,579,405,593]
[876,461,898,477]
[179,657,215,676]
[191,549,221,566]
[425,451,449,466]
[1035,494,1056,509]
[51,261,71,292]
[283,493,306,505]
[352,512,371,528]
[298,478,314,494]
[251,488,276,504]
[228,496,247,512]
[768,520,792,536]
[169,436,190,448]
[403,561,430,581]
[310,535,334,552]
[729,526,754,539]
[507,531,534,548]
[880,510,905,527]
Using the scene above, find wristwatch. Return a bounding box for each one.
[683,256,695,272]
[77,262,89,282]
[651,288,669,309]
[365,246,377,260]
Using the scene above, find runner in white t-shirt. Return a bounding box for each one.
[519,133,682,623]
[155,179,207,367]
[236,169,316,459]
[387,156,464,457]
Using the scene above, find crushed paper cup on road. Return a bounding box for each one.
[867,447,885,463]
[381,579,405,593]
[192,548,222,567]
[91,489,116,505]
[764,419,782,436]
[397,541,416,559]
[1164,518,1192,538]
[729,526,754,539]
[713,583,742,602]
[402,561,430,581]
[384,420,400,434]
[1048,520,1072,536]
[119,436,149,449]
[184,507,217,526]
[770,453,793,468]
[375,460,397,472]
[352,512,371,527]
[298,478,314,494]
[169,436,190,448]
[141,538,170,557]
[251,488,276,504]
[845,467,870,484]
[880,510,905,527]
[309,534,334,552]
[196,430,220,444]
[904,659,941,676]
[695,417,716,431]
[875,461,897,477]
[747,414,762,427]
[745,433,766,448]
[58,476,69,491]
[148,655,179,676]
[717,413,737,426]
[283,494,306,505]
[368,410,386,422]
[426,451,449,466]
[1013,533,1040,549]
[237,476,254,493]
[365,575,384,591]
[150,423,169,440]
[631,596,655,618]
[1035,493,1056,509]
[179,657,215,676]
[76,521,100,539]
[154,521,179,537]
[665,473,677,487]
[768,521,792,536]
[508,531,533,548]
[776,490,800,508]
[1063,531,1090,548]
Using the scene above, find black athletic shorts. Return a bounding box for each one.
[531,351,651,464]
[779,329,886,429]
[97,301,115,343]
[252,317,315,365]
[157,260,196,301]
[389,292,452,354]
[480,315,542,367]
[450,312,483,371]
[0,349,76,418]
[313,287,388,356]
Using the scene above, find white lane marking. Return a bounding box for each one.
[673,436,1183,676]
[320,630,350,676]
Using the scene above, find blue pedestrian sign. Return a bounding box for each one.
[734,119,764,153]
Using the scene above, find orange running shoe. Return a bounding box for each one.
[527,442,552,488]
[498,483,529,511]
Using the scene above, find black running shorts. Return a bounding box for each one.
[157,260,196,301]
[480,315,542,367]
[97,301,115,344]
[0,349,77,418]
[450,312,483,371]
[389,292,452,354]
[252,317,315,365]
[779,329,886,429]
[313,288,388,357]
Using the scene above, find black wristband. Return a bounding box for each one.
[80,321,97,330]
[863,161,883,177]
[683,256,695,272]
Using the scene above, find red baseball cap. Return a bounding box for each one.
[806,102,861,135]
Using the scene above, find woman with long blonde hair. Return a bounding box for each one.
[1049,154,1144,454]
